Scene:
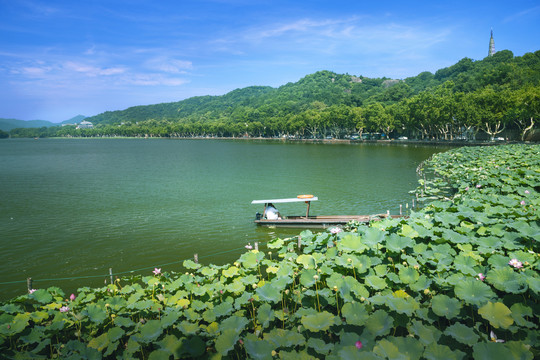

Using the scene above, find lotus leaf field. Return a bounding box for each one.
[1,144,539,359]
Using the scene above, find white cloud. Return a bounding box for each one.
[127,74,189,86]
[145,57,193,74]
[63,61,127,77]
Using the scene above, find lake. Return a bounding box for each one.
[0,138,451,299]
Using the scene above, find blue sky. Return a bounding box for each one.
[1,0,539,122]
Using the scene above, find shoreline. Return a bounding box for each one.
[12,135,537,146]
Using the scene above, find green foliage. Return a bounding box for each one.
[0,144,538,359]
[12,50,540,140]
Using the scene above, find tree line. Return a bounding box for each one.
[7,49,540,141]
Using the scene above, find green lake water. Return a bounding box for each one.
[0,138,451,299]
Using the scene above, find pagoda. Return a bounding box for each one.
[488,29,496,57]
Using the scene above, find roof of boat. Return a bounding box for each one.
[251,196,318,204]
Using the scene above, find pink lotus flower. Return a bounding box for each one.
[476,184,481,188]
[524,190,530,194]
[70,293,76,301]
[29,289,37,294]
[509,258,523,269]
[477,273,485,281]
[330,227,343,234]
[59,306,70,313]
[245,243,253,250]
[520,200,526,206]
[355,340,363,349]
[465,187,469,191]
[153,268,162,276]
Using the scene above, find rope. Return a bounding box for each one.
[0,240,275,287]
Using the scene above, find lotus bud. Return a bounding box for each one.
[252,284,257,289]
[424,289,430,295]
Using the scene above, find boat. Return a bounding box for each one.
[251,195,405,227]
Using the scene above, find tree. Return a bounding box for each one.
[472,86,511,139]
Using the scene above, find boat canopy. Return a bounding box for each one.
[251,197,318,204]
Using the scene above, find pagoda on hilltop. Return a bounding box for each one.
[488,29,496,57]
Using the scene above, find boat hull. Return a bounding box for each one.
[254,214,406,228]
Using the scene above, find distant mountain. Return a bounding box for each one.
[0,115,86,131]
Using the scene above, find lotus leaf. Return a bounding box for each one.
[407,320,441,345]
[256,283,281,303]
[87,332,109,352]
[177,321,199,335]
[472,342,513,360]
[219,315,249,333]
[234,292,253,309]
[138,320,163,343]
[431,294,462,319]
[453,254,479,276]
[338,234,368,253]
[176,298,190,308]
[361,227,386,247]
[365,275,387,290]
[148,349,171,360]
[337,346,375,360]
[299,268,317,287]
[487,254,511,268]
[126,291,143,305]
[409,275,432,292]
[29,289,52,304]
[365,310,393,337]
[267,238,284,249]
[307,337,333,354]
[486,267,527,293]
[341,302,369,326]
[526,276,540,294]
[301,311,336,332]
[296,254,316,269]
[215,328,239,355]
[159,312,180,328]
[423,343,465,360]
[0,304,22,314]
[387,296,419,316]
[222,266,239,278]
[505,341,535,360]
[184,308,199,321]
[256,303,274,329]
[182,259,201,270]
[508,221,540,239]
[243,333,274,360]
[200,267,219,277]
[398,267,420,284]
[386,337,424,360]
[373,339,407,360]
[0,313,29,336]
[83,303,107,324]
[212,302,233,317]
[386,234,415,253]
[239,251,263,268]
[509,303,535,328]
[444,323,479,345]
[478,301,514,329]
[454,278,495,305]
[264,328,306,347]
[27,311,48,325]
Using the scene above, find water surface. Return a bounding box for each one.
[0,138,450,299]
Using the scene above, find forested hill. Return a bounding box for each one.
[84,49,539,127]
[9,49,540,140]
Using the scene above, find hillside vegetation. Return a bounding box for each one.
[7,50,540,141]
[0,144,538,359]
